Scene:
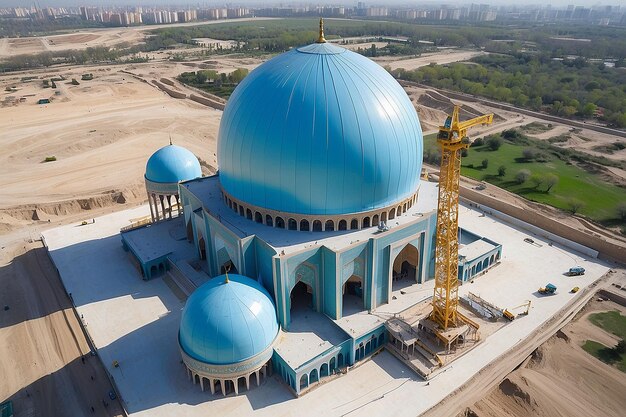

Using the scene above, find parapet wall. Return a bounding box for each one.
[152,80,186,99]
[189,94,225,111]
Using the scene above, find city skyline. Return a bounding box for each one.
[3,1,626,8]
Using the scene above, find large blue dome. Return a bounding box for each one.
[179,274,279,365]
[145,144,202,184]
[218,42,423,216]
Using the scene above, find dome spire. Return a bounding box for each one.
[316,18,326,43]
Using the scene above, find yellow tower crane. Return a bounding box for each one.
[431,105,493,331]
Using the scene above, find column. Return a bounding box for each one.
[152,194,160,221]
[232,378,239,395]
[159,195,166,220]
[148,192,155,222]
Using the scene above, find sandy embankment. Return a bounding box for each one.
[459,296,626,417]
[0,242,124,416]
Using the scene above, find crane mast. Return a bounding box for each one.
[431,105,493,331]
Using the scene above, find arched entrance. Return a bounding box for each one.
[186,219,193,242]
[291,281,314,311]
[198,235,207,260]
[342,275,364,317]
[392,244,419,291]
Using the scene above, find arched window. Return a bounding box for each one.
[255,212,263,223]
[372,214,379,226]
[338,220,347,230]
[300,219,310,231]
[363,217,371,228]
[266,215,273,227]
[403,203,407,212]
[397,205,402,216]
[381,212,387,222]
[246,208,253,220]
[313,220,322,231]
[350,219,358,230]
[239,206,244,217]
[232,203,238,213]
[275,217,285,229]
[288,218,297,230]
[325,220,334,231]
[389,208,396,220]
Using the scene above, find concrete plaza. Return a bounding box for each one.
[42,201,610,417]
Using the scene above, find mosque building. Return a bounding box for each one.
[121,20,501,397]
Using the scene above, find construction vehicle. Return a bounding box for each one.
[430,105,493,332]
[502,301,531,321]
[539,283,557,295]
[567,266,585,276]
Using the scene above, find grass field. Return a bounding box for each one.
[423,133,626,224]
[589,311,626,340]
[582,340,626,372]
[582,311,626,373]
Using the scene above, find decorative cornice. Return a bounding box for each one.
[179,336,276,379]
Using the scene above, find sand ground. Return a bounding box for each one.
[457,291,626,417]
[0,65,221,233]
[0,241,125,416]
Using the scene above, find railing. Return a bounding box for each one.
[120,217,152,233]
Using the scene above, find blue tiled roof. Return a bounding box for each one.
[217,42,423,215]
[145,145,202,184]
[179,274,279,365]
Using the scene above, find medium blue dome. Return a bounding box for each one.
[145,145,202,184]
[218,42,423,216]
[179,274,279,365]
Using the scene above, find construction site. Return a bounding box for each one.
[1,20,626,417]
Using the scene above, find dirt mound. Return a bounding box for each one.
[498,377,534,406]
[0,185,145,227]
[462,332,626,417]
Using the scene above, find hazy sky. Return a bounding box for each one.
[5,1,626,8]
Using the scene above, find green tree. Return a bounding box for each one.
[229,68,249,84]
[487,136,503,151]
[567,198,585,214]
[529,174,544,189]
[580,102,597,117]
[481,159,489,169]
[544,174,559,192]
[515,169,531,184]
[497,165,506,177]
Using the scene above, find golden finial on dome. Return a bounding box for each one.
[317,18,326,43]
[224,264,230,283]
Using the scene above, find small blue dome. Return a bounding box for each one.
[218,42,423,216]
[179,274,279,365]
[145,145,202,184]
